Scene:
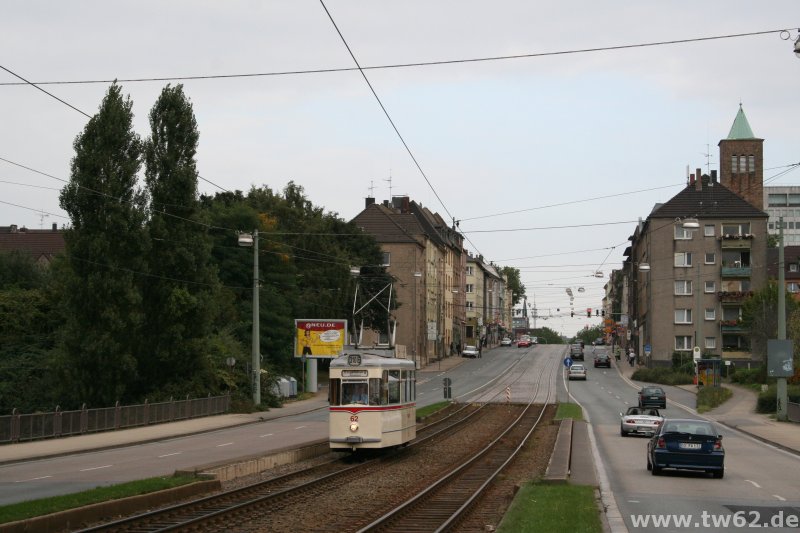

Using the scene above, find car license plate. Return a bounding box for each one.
[679,442,701,450]
[650,396,659,400]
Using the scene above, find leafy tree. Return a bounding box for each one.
[500,266,524,305]
[0,251,46,289]
[573,324,604,346]
[57,83,149,408]
[529,326,563,344]
[139,84,221,398]
[741,280,799,368]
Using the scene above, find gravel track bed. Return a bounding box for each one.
[218,404,556,533]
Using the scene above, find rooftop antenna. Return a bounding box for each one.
[702,143,716,175]
[367,179,375,198]
[383,170,393,200]
[38,209,49,229]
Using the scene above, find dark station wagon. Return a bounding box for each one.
[638,386,667,409]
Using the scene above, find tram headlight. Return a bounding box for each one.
[349,421,359,432]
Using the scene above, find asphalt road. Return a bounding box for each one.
[568,346,800,533]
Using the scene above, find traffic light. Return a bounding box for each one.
[596,309,599,317]
[571,311,574,317]
[587,308,591,318]
[602,310,605,317]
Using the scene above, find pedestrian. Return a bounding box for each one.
[628,348,636,367]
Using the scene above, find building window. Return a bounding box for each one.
[790,263,799,273]
[674,252,693,267]
[789,194,800,207]
[739,155,747,173]
[705,252,716,264]
[675,280,692,295]
[465,301,474,309]
[769,222,775,230]
[722,223,751,236]
[466,265,474,276]
[704,224,715,237]
[674,309,692,324]
[705,308,716,320]
[465,284,474,294]
[731,156,738,174]
[748,155,755,172]
[381,252,390,266]
[704,281,716,293]
[788,283,800,294]
[705,337,717,350]
[674,226,693,240]
[675,336,693,351]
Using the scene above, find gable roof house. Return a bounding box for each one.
[0,224,65,265]
[352,196,465,368]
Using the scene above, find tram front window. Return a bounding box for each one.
[342,382,368,405]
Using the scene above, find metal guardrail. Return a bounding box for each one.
[0,394,230,444]
[789,401,800,423]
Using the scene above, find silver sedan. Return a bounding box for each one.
[620,406,663,437]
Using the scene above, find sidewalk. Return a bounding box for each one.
[615,356,800,455]
[0,355,468,465]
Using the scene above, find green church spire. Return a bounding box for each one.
[727,104,755,139]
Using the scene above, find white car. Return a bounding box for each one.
[500,337,513,346]
[567,364,587,380]
[620,406,663,437]
[462,345,479,358]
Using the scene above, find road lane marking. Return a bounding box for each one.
[294,426,307,430]
[80,465,112,471]
[259,433,274,438]
[216,442,233,447]
[745,479,761,488]
[158,452,182,458]
[773,494,786,501]
[16,475,52,482]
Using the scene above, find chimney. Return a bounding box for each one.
[710,170,718,183]
[52,222,58,231]
[695,168,702,191]
[365,197,375,208]
[10,224,17,233]
[382,200,389,207]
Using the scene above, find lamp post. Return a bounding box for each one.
[413,270,421,369]
[238,229,260,406]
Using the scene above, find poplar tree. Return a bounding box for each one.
[58,83,148,407]
[139,84,219,395]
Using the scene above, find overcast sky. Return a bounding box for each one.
[2,1,798,337]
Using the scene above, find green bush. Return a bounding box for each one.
[631,367,694,386]
[671,352,695,375]
[756,384,800,413]
[730,366,765,385]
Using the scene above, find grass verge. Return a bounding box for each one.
[498,483,602,533]
[417,401,450,420]
[554,402,583,421]
[0,475,198,525]
[696,386,733,413]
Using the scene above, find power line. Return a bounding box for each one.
[0,65,91,118]
[0,28,791,87]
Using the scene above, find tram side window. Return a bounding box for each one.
[329,378,340,405]
[388,370,401,404]
[369,378,381,406]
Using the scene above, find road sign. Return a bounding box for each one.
[644,344,651,356]
[564,357,573,368]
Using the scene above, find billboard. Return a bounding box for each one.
[294,319,347,358]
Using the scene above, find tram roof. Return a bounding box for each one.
[330,348,416,369]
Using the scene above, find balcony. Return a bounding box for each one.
[720,319,744,332]
[717,290,753,303]
[721,264,751,277]
[719,234,753,249]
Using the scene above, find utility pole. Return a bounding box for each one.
[778,216,788,421]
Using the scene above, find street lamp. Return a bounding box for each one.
[413,271,421,369]
[238,229,260,405]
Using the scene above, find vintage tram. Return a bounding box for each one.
[329,349,416,451]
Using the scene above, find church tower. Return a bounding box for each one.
[718,105,764,209]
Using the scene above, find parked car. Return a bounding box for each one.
[462,345,479,358]
[593,353,611,368]
[620,406,663,437]
[567,363,587,380]
[569,343,584,360]
[647,418,725,478]
[638,386,667,409]
[500,337,513,347]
